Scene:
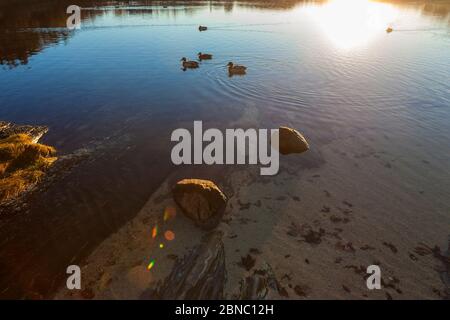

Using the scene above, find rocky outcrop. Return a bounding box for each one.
[141,231,226,299]
[0,121,48,143]
[238,262,287,299]
[278,126,309,155]
[173,179,227,230]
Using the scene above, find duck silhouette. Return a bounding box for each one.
[181,57,199,70]
[198,52,213,60]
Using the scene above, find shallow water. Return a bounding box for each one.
[0,0,449,298]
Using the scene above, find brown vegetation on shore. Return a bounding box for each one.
[0,133,57,203]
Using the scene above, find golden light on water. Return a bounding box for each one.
[306,0,399,49]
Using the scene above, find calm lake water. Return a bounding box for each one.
[0,0,449,298]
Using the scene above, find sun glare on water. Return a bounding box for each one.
[306,0,399,49]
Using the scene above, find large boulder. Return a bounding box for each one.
[278,126,309,155]
[173,178,227,230]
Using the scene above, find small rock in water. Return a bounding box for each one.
[278,126,309,155]
[173,178,227,230]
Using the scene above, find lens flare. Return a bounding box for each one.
[151,225,158,239]
[147,259,155,270]
[159,243,164,249]
[164,230,175,241]
[163,206,177,221]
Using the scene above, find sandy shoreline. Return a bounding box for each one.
[56,130,450,300]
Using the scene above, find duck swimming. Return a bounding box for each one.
[198,52,213,60]
[198,25,207,31]
[181,57,199,69]
[227,62,247,75]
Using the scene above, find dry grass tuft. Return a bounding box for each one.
[0,134,57,203]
